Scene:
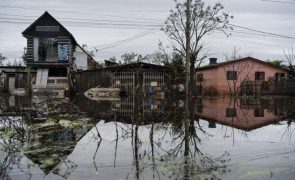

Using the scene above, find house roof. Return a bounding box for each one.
[22,11,77,44]
[196,57,288,72]
[102,62,171,71]
[73,61,171,74]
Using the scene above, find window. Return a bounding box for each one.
[226,108,237,117]
[254,108,264,117]
[227,71,237,80]
[281,73,286,78]
[36,26,60,32]
[255,71,265,80]
[47,79,55,84]
[38,38,57,61]
[57,79,68,83]
[48,68,67,77]
[196,73,203,82]
[58,43,70,61]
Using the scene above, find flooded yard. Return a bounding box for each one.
[1,95,295,180]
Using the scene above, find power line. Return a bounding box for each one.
[229,24,295,40]
[92,29,160,51]
[261,0,295,4]
[0,13,163,25]
[0,17,162,27]
[0,5,163,22]
[1,17,294,41]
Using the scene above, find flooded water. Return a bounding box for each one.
[1,94,295,180]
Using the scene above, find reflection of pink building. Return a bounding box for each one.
[196,57,288,96]
[195,98,280,131]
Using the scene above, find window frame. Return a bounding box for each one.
[227,71,237,80]
[255,71,265,81]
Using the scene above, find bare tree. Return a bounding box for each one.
[162,0,233,95]
[0,53,7,65]
[283,48,295,77]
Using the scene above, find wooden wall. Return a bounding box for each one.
[71,70,112,93]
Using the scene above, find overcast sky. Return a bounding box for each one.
[0,0,295,65]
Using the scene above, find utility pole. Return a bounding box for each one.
[185,0,191,98]
[184,0,191,158]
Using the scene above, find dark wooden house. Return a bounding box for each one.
[22,11,99,93]
[72,62,172,94]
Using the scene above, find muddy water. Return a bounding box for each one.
[1,95,295,180]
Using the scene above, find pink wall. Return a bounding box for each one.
[196,58,287,96]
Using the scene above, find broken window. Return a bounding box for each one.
[227,71,237,80]
[255,71,265,80]
[38,38,57,61]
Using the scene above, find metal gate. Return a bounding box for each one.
[112,72,135,93]
[143,72,165,92]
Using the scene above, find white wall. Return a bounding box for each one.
[73,46,88,71]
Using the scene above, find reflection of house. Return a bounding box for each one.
[73,94,170,124]
[22,11,99,92]
[0,95,31,116]
[196,57,288,96]
[195,97,282,131]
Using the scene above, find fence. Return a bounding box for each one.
[71,70,112,93]
[240,80,295,96]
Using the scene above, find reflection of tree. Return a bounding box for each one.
[0,116,31,180]
[108,96,231,179]
[92,122,102,173]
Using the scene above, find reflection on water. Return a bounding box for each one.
[0,94,295,179]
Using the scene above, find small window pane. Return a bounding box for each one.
[47,79,55,83]
[227,71,237,80]
[254,108,264,117]
[57,79,68,83]
[226,108,237,117]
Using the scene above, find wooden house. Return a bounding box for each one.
[22,11,99,93]
[72,62,172,94]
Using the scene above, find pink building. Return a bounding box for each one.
[196,57,288,96]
